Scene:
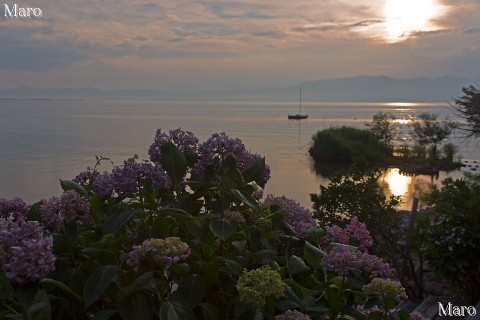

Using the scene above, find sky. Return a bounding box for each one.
[0,0,479,91]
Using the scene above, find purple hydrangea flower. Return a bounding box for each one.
[0,197,30,221]
[91,171,114,198]
[345,217,373,250]
[148,128,198,163]
[40,190,91,231]
[72,166,95,187]
[60,190,91,222]
[321,245,392,278]
[0,219,56,285]
[111,155,171,198]
[264,195,318,238]
[193,132,271,188]
[127,237,191,268]
[325,225,349,245]
[39,196,63,231]
[325,216,373,251]
[356,305,381,315]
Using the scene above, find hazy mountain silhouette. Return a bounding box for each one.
[1,75,478,102]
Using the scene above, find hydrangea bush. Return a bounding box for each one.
[418,177,480,303]
[0,128,412,319]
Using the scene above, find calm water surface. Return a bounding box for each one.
[1,99,478,210]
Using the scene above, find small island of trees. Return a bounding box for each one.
[309,110,458,175]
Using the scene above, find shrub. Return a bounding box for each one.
[309,126,388,164]
[418,177,480,303]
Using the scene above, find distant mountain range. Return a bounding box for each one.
[1,75,479,102]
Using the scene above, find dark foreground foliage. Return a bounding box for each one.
[0,129,417,320]
[418,176,480,303]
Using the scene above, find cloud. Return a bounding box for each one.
[0,0,479,90]
[253,31,286,39]
[464,27,480,34]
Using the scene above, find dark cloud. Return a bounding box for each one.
[202,1,275,20]
[464,27,480,34]
[292,24,338,32]
[350,20,383,27]
[253,31,286,38]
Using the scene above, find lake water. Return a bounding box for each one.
[1,99,478,210]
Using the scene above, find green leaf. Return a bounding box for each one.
[40,278,83,302]
[201,261,220,286]
[13,282,39,312]
[26,201,42,222]
[166,263,190,276]
[253,249,277,264]
[288,255,310,275]
[226,167,246,186]
[304,303,329,313]
[29,289,51,320]
[231,240,246,254]
[242,157,266,183]
[384,295,397,309]
[209,219,236,241]
[59,179,88,198]
[184,219,206,240]
[159,301,184,320]
[221,258,242,276]
[231,189,259,210]
[0,271,14,297]
[303,241,326,269]
[161,142,188,187]
[62,218,78,241]
[172,274,205,309]
[118,292,153,320]
[326,287,342,318]
[282,285,303,306]
[56,268,86,297]
[102,209,142,235]
[283,278,318,297]
[83,265,118,308]
[159,208,195,220]
[118,271,155,301]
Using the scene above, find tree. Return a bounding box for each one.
[411,112,455,160]
[418,177,480,303]
[451,85,480,139]
[309,126,388,164]
[365,112,398,154]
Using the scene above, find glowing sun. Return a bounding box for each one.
[383,0,443,42]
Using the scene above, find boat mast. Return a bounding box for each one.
[299,88,302,114]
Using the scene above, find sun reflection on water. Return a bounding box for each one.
[383,168,412,197]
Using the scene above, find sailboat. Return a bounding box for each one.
[288,88,308,120]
